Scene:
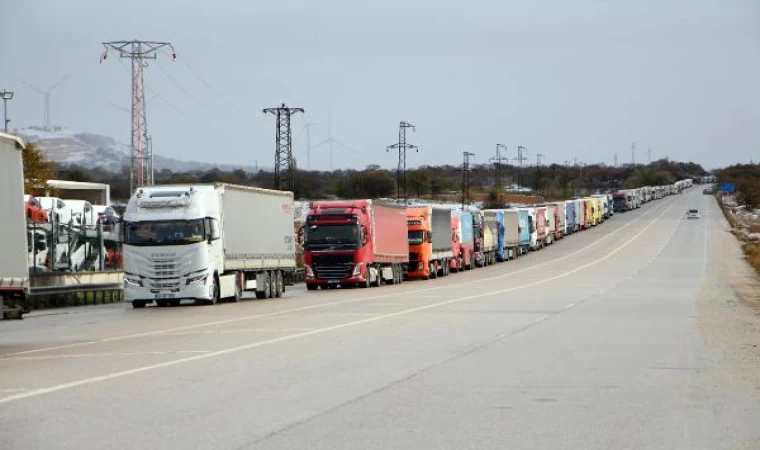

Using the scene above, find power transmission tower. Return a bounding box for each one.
[613,153,618,167]
[386,121,417,202]
[101,40,176,192]
[461,151,475,208]
[263,103,305,192]
[513,145,528,191]
[1,90,14,133]
[18,75,69,130]
[535,153,545,191]
[631,141,636,166]
[490,144,508,198]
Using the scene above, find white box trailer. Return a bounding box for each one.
[0,133,28,319]
[122,183,296,308]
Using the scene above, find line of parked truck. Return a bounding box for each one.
[612,180,692,212]
[115,177,691,308]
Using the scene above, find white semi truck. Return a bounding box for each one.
[0,133,29,319]
[122,183,296,308]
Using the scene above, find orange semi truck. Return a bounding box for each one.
[406,206,454,279]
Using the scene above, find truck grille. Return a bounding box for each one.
[409,252,420,262]
[311,253,353,280]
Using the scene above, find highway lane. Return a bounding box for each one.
[1,189,758,449]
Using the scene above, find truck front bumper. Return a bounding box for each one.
[124,278,212,302]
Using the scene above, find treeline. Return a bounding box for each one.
[50,157,707,203]
[717,163,760,209]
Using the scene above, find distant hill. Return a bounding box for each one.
[15,126,261,173]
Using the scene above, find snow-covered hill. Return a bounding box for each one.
[16,126,259,173]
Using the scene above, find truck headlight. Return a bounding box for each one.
[351,263,364,278]
[186,275,207,286]
[304,265,314,278]
[124,276,142,287]
[417,262,425,271]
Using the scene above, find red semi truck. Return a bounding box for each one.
[304,200,408,289]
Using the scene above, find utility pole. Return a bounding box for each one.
[263,103,305,192]
[631,141,636,166]
[461,151,475,208]
[386,121,417,202]
[490,144,508,199]
[101,40,176,193]
[1,90,14,133]
[513,146,528,191]
[613,153,618,167]
[535,153,545,191]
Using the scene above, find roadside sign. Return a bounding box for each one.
[719,183,736,193]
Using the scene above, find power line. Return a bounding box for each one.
[263,103,304,192]
[155,61,207,109]
[101,40,176,191]
[176,58,260,120]
[386,121,417,202]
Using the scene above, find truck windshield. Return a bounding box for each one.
[124,219,206,246]
[408,230,423,245]
[304,224,359,249]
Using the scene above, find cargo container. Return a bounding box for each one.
[305,200,407,289]
[123,184,296,307]
[565,200,577,233]
[483,210,507,261]
[554,202,566,237]
[450,214,464,272]
[536,206,548,248]
[547,204,561,242]
[0,133,28,319]
[503,209,530,258]
[406,206,454,279]
[474,211,498,266]
[457,211,475,269]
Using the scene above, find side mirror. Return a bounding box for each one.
[297,226,305,245]
[362,226,369,244]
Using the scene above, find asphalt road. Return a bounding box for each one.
[1,188,759,449]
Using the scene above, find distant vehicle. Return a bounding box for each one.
[93,205,120,222]
[703,187,715,195]
[406,206,454,279]
[38,196,73,225]
[687,209,701,219]
[23,194,49,224]
[66,200,96,228]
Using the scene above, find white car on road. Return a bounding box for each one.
[686,208,700,219]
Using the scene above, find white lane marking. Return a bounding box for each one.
[564,302,576,309]
[0,388,30,393]
[0,199,678,406]
[2,351,210,361]
[533,315,550,324]
[0,197,674,359]
[162,328,316,336]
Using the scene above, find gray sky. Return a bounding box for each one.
[2,0,759,171]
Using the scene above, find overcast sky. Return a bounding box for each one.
[2,0,758,171]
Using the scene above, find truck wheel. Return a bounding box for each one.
[430,263,438,279]
[360,275,370,288]
[255,272,269,299]
[372,267,382,287]
[231,273,243,302]
[132,301,146,309]
[307,283,318,291]
[208,277,219,305]
[267,271,275,298]
[274,271,283,298]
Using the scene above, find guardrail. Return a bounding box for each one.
[30,271,123,296]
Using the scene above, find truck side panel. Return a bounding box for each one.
[0,134,29,298]
[220,184,296,270]
[372,203,409,262]
[431,208,452,253]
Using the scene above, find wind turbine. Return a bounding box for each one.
[19,74,70,129]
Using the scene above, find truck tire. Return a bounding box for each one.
[208,277,219,305]
[430,263,438,279]
[372,267,382,287]
[360,274,371,288]
[267,271,275,298]
[307,283,318,291]
[132,301,146,309]
[274,271,283,298]
[231,272,243,302]
[255,272,269,299]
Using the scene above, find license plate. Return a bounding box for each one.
[328,280,339,284]
[155,293,175,299]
